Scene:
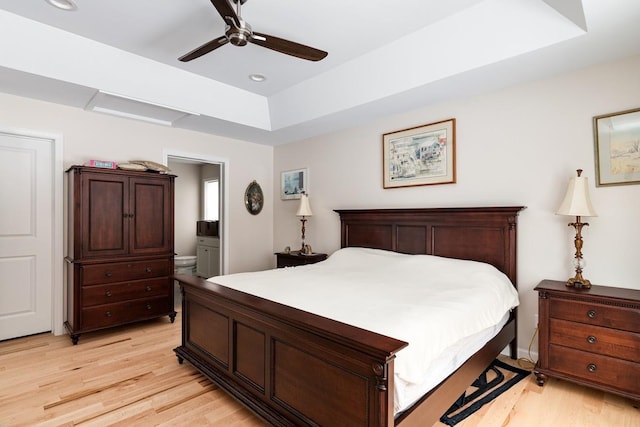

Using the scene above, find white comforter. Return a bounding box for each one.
[210,247,519,412]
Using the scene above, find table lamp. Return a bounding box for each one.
[556,169,598,288]
[296,193,313,254]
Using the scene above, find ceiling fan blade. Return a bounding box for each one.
[179,35,229,62]
[251,32,327,61]
[209,0,241,27]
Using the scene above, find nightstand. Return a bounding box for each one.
[275,251,327,268]
[534,279,640,404]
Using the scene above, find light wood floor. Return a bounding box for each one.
[1,313,637,426]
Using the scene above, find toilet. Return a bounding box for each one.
[175,255,197,273]
[174,255,197,309]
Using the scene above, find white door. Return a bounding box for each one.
[0,131,53,340]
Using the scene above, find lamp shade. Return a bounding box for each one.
[556,170,598,217]
[296,193,313,217]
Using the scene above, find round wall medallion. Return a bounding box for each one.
[244,180,264,215]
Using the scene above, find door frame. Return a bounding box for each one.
[163,149,228,275]
[0,126,64,336]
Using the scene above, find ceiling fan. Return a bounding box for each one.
[179,0,328,62]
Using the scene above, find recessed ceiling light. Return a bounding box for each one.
[45,0,78,11]
[249,74,266,82]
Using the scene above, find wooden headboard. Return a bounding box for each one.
[335,207,525,286]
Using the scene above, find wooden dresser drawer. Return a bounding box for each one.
[549,344,640,394]
[549,318,640,362]
[81,296,172,330]
[81,259,171,285]
[549,298,640,333]
[82,278,170,307]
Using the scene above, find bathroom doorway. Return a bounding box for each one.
[165,151,228,308]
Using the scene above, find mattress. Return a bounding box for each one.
[210,247,519,414]
[394,311,510,414]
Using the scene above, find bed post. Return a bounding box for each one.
[373,361,395,427]
[508,212,520,359]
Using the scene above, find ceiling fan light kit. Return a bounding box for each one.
[227,19,252,46]
[179,0,327,63]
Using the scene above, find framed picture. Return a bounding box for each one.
[383,119,456,188]
[244,180,264,215]
[594,107,640,186]
[281,168,308,200]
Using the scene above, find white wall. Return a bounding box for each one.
[273,55,640,356]
[168,161,200,257]
[0,92,275,275]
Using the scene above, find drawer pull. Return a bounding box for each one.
[145,267,152,273]
[105,271,113,278]
[105,311,112,317]
[587,363,597,373]
[145,286,152,292]
[146,304,152,310]
[105,290,112,297]
[587,335,597,344]
[587,310,597,319]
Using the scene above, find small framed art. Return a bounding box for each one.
[244,180,264,215]
[383,118,456,188]
[281,168,308,200]
[593,107,640,186]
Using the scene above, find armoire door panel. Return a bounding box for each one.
[81,173,128,258]
[130,178,172,255]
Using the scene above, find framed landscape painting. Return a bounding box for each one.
[281,168,308,199]
[383,119,456,188]
[593,107,640,186]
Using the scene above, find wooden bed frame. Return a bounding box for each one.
[173,206,524,426]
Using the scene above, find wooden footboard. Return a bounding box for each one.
[174,274,408,426]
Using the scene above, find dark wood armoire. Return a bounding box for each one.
[65,166,176,344]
